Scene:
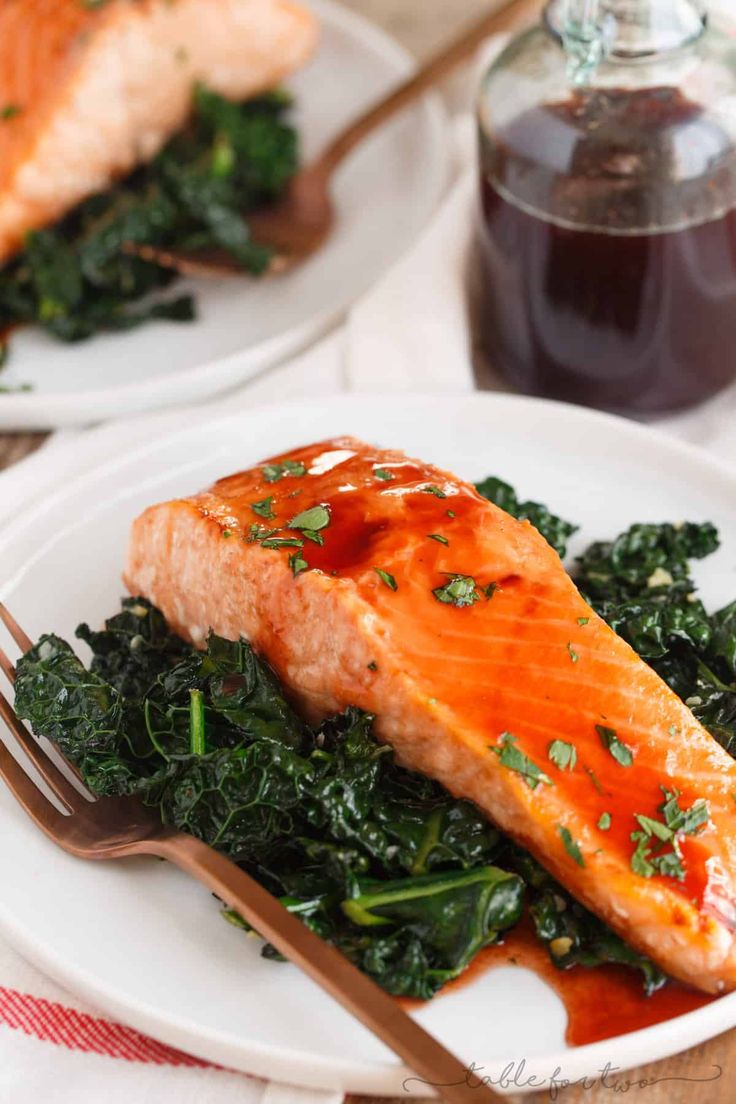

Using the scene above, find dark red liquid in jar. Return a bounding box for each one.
[476,87,736,413]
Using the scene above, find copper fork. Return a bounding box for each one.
[0,601,502,1104]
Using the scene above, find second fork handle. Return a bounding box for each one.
[318,0,545,173]
[148,831,502,1103]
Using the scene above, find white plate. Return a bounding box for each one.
[0,0,448,430]
[1,393,736,1096]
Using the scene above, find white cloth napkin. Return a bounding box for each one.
[3,10,736,1098]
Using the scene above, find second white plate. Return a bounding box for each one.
[0,0,448,429]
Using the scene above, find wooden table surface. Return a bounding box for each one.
[1,2,734,1100]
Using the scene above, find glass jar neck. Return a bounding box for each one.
[546,0,706,79]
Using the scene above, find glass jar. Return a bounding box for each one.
[475,1,736,414]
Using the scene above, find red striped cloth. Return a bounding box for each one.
[0,985,211,1067]
[0,980,343,1104]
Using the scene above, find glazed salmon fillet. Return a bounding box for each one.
[125,437,736,994]
[0,0,317,262]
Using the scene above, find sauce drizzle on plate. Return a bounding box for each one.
[404,919,715,1046]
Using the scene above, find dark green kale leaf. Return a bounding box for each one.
[573,518,736,752]
[341,866,524,997]
[77,596,189,700]
[475,475,577,557]
[142,741,313,862]
[683,660,736,757]
[191,87,298,201]
[575,521,719,606]
[24,230,84,320]
[507,848,666,995]
[303,707,500,877]
[13,634,141,795]
[709,600,736,677]
[13,606,518,1001]
[76,187,180,285]
[340,929,439,999]
[265,838,371,902]
[157,159,271,274]
[530,884,667,995]
[131,632,307,764]
[595,599,712,663]
[198,634,306,748]
[0,87,298,359]
[5,214,191,345]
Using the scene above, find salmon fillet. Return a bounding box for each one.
[0,0,318,263]
[124,437,736,994]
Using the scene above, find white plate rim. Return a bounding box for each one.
[0,0,449,431]
[1,392,736,1095]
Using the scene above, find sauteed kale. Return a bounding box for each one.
[14,616,524,999]
[13,478,735,1000]
[0,87,297,364]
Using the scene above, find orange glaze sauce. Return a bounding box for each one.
[201,437,736,921]
[402,920,715,1046]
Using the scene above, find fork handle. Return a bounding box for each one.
[147,831,502,1103]
[317,0,544,174]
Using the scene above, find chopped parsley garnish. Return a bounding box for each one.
[630,837,662,879]
[598,812,612,830]
[421,485,447,499]
[484,582,498,599]
[433,574,483,608]
[558,826,585,867]
[427,533,449,546]
[288,551,308,576]
[577,617,590,626]
[491,732,552,791]
[222,529,232,538]
[262,459,307,483]
[446,509,456,518]
[249,524,303,549]
[288,504,330,532]
[247,523,277,543]
[285,504,330,544]
[367,660,378,671]
[566,642,579,663]
[659,787,709,836]
[548,739,577,772]
[630,787,709,881]
[596,725,634,767]
[261,537,304,550]
[374,568,397,591]
[251,496,276,520]
[374,468,394,481]
[0,104,20,121]
[586,767,604,793]
[634,815,673,842]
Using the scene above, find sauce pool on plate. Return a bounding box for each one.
[404,918,715,1046]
